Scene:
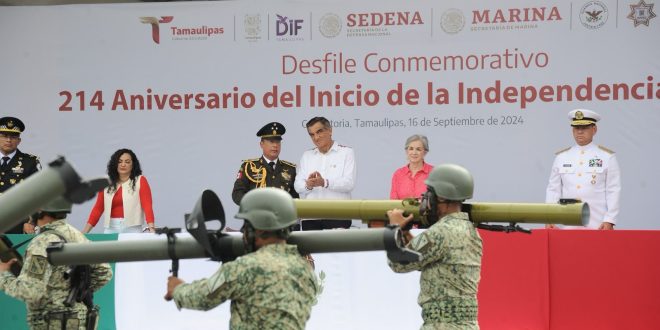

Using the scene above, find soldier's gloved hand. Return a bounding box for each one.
[0,258,17,273]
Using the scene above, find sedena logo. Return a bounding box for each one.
[140,16,174,44]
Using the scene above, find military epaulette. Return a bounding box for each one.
[241,158,261,163]
[554,146,571,155]
[598,145,615,154]
[21,153,39,160]
[280,160,297,167]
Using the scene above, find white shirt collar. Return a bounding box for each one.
[315,141,338,154]
[262,155,278,164]
[1,150,17,160]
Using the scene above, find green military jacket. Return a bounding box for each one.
[232,157,299,205]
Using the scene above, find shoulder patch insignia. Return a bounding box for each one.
[26,255,48,280]
[555,146,571,155]
[280,160,297,167]
[598,145,615,154]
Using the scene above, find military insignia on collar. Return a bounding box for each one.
[281,171,291,181]
[589,158,603,167]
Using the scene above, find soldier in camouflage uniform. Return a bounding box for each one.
[232,122,299,205]
[0,197,113,330]
[166,188,318,330]
[0,116,41,234]
[387,164,483,330]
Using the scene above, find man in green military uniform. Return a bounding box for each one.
[0,116,41,234]
[387,164,483,330]
[166,188,318,329]
[0,197,113,330]
[232,122,299,205]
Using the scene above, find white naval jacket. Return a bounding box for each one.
[545,142,621,228]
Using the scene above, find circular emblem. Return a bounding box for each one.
[580,1,608,29]
[319,13,342,38]
[575,111,584,119]
[441,9,465,34]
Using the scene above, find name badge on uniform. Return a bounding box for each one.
[562,164,572,167]
[589,159,603,167]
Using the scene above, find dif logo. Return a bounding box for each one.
[276,14,304,36]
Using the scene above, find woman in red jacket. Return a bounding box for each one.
[83,148,155,233]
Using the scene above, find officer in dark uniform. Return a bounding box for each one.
[232,122,299,205]
[0,116,41,234]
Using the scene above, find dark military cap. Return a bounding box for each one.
[257,122,286,141]
[0,116,25,135]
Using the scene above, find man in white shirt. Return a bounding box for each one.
[545,109,621,229]
[294,117,356,230]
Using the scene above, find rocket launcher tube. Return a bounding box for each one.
[47,227,420,266]
[294,199,589,227]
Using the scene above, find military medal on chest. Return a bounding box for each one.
[281,169,291,181]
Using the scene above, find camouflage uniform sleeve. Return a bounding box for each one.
[173,259,246,311]
[388,229,445,273]
[0,237,52,304]
[89,262,113,292]
[231,162,250,206]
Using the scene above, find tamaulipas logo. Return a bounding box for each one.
[140,16,174,44]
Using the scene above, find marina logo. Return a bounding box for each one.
[470,6,562,31]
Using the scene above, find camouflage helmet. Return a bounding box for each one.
[235,188,297,230]
[42,196,72,213]
[424,164,474,201]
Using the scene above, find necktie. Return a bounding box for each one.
[1,156,9,167]
[268,161,275,170]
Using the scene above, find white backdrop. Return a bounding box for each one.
[0,0,658,230]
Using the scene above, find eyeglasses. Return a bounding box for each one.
[0,134,19,141]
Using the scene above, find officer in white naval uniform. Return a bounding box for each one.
[545,109,621,229]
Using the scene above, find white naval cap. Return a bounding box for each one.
[568,109,601,126]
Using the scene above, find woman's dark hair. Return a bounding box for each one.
[107,148,143,193]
